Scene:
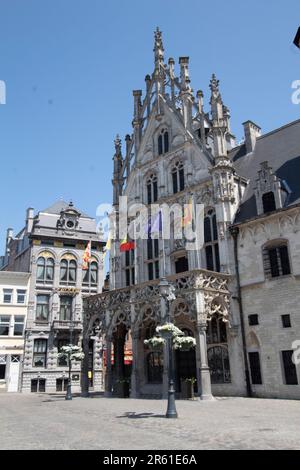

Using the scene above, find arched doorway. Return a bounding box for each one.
[207,315,231,384]
[110,315,132,397]
[175,327,197,394]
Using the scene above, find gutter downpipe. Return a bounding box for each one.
[230,225,252,398]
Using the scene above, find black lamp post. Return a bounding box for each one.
[159,277,178,419]
[65,307,74,401]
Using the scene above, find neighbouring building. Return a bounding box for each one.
[0,271,30,392]
[83,29,300,400]
[1,201,105,393]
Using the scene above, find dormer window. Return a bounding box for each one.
[158,129,169,155]
[146,174,158,204]
[262,191,276,213]
[56,201,80,233]
[254,162,283,216]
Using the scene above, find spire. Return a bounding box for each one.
[114,134,122,157]
[112,135,123,206]
[209,73,220,99]
[179,57,191,92]
[153,27,164,69]
[209,73,224,122]
[153,27,165,116]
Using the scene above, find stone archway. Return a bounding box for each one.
[173,301,197,396]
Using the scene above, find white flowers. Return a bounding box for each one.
[57,344,85,361]
[173,336,196,350]
[156,323,184,337]
[144,323,196,351]
[144,336,165,349]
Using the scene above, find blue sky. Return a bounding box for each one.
[0,0,299,253]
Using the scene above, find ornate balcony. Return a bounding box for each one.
[83,269,232,335]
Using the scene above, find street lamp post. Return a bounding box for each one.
[159,277,178,419]
[65,307,74,401]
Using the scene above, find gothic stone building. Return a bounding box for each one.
[83,29,300,401]
[1,201,105,393]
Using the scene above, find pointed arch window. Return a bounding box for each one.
[146,173,158,204]
[36,256,54,284]
[60,257,77,285]
[172,161,185,194]
[125,249,135,287]
[83,260,98,288]
[204,210,220,272]
[158,129,169,155]
[147,238,159,281]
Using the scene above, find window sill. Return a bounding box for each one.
[265,274,294,282]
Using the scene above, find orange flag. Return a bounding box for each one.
[82,241,91,270]
[182,197,193,228]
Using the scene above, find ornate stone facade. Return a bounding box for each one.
[83,30,300,400]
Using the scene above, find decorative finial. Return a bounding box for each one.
[69,200,74,207]
[154,27,164,67]
[114,134,122,156]
[209,73,220,96]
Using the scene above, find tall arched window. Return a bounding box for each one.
[83,260,98,287]
[172,161,185,194]
[36,256,54,284]
[146,173,158,204]
[207,315,230,384]
[158,128,169,155]
[147,238,159,281]
[125,249,135,286]
[60,257,77,285]
[204,210,220,272]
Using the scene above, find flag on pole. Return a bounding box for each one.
[145,210,163,237]
[105,234,111,252]
[182,197,193,228]
[82,241,91,270]
[120,237,135,252]
[104,233,112,262]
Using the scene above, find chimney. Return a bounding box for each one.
[26,208,34,233]
[243,120,261,154]
[6,228,13,255]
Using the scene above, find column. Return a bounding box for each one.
[130,331,140,398]
[104,338,113,397]
[81,332,90,397]
[195,291,214,401]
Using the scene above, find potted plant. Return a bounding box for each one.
[181,377,196,400]
[173,335,196,351]
[144,336,165,351]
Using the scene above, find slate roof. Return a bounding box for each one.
[231,119,300,223]
[41,200,91,218]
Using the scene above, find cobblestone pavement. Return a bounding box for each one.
[1,393,300,450]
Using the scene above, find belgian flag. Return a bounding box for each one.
[120,237,135,252]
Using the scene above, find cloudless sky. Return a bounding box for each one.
[0,0,299,253]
